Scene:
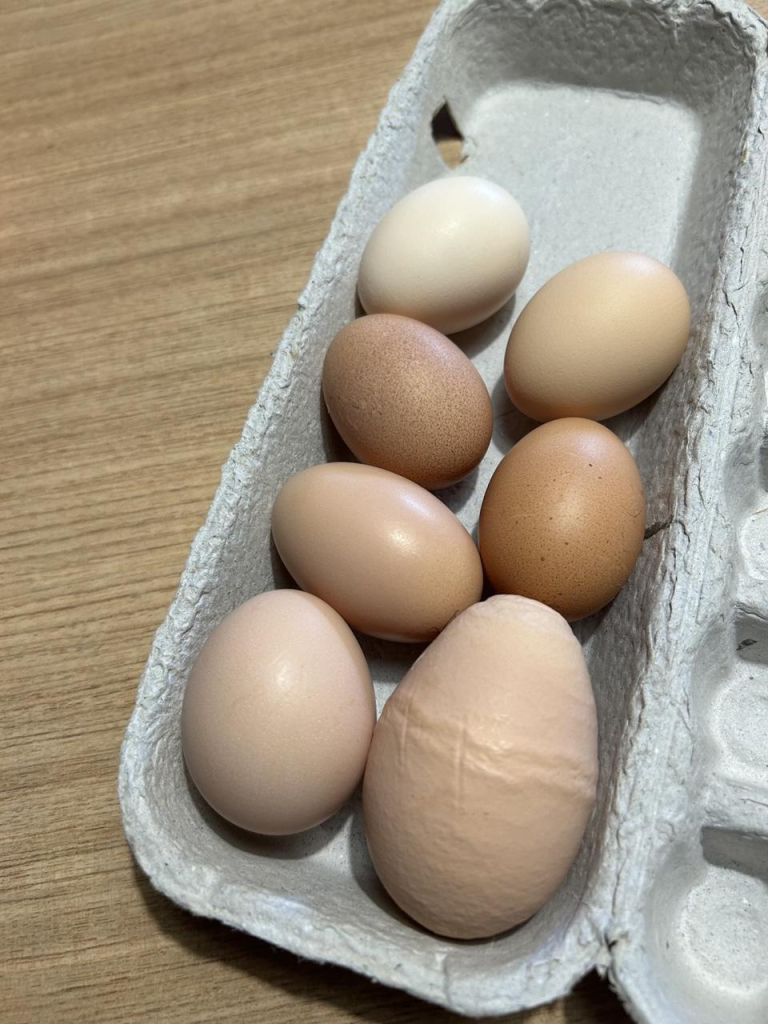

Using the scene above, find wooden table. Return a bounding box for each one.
[4,1,765,1021]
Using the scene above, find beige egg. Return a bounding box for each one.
[479,418,645,621]
[363,595,598,939]
[504,251,691,421]
[181,590,375,835]
[358,176,530,335]
[322,314,492,490]
[271,462,483,642]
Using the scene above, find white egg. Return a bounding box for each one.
[358,176,529,335]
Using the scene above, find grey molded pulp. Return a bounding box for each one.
[119,1,768,1020]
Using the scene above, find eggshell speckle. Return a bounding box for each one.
[271,462,483,642]
[181,590,375,835]
[363,595,598,939]
[504,251,691,421]
[322,314,492,490]
[479,419,646,621]
[358,176,530,335]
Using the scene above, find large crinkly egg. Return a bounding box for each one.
[363,595,598,939]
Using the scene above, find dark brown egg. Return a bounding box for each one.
[479,418,646,621]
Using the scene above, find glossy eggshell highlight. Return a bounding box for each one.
[479,419,645,621]
[504,251,691,421]
[322,314,493,490]
[181,590,375,835]
[363,595,598,939]
[358,176,530,335]
[271,462,483,642]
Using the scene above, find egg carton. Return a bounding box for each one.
[118,0,768,1019]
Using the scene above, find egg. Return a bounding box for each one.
[322,314,492,490]
[358,176,530,335]
[363,595,598,939]
[479,419,645,621]
[504,251,691,421]
[271,462,483,642]
[181,590,375,835]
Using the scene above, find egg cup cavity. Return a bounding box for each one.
[119,0,768,1018]
[703,613,768,790]
[635,826,768,1024]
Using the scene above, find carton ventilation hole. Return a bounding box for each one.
[431,102,465,168]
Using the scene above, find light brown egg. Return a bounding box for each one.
[271,462,483,642]
[181,590,375,835]
[504,251,691,421]
[363,595,598,939]
[479,419,645,621]
[322,314,492,491]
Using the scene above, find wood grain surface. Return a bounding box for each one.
[3,1,765,1022]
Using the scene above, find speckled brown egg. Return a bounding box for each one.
[322,314,492,491]
[479,419,646,621]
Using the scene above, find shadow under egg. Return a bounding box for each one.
[184,763,354,860]
[490,374,538,456]
[450,292,518,359]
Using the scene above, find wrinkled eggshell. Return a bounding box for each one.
[322,314,492,490]
[479,418,646,621]
[363,595,598,939]
[504,251,691,421]
[181,590,375,836]
[358,176,530,335]
[272,462,483,642]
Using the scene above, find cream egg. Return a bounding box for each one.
[358,176,530,335]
